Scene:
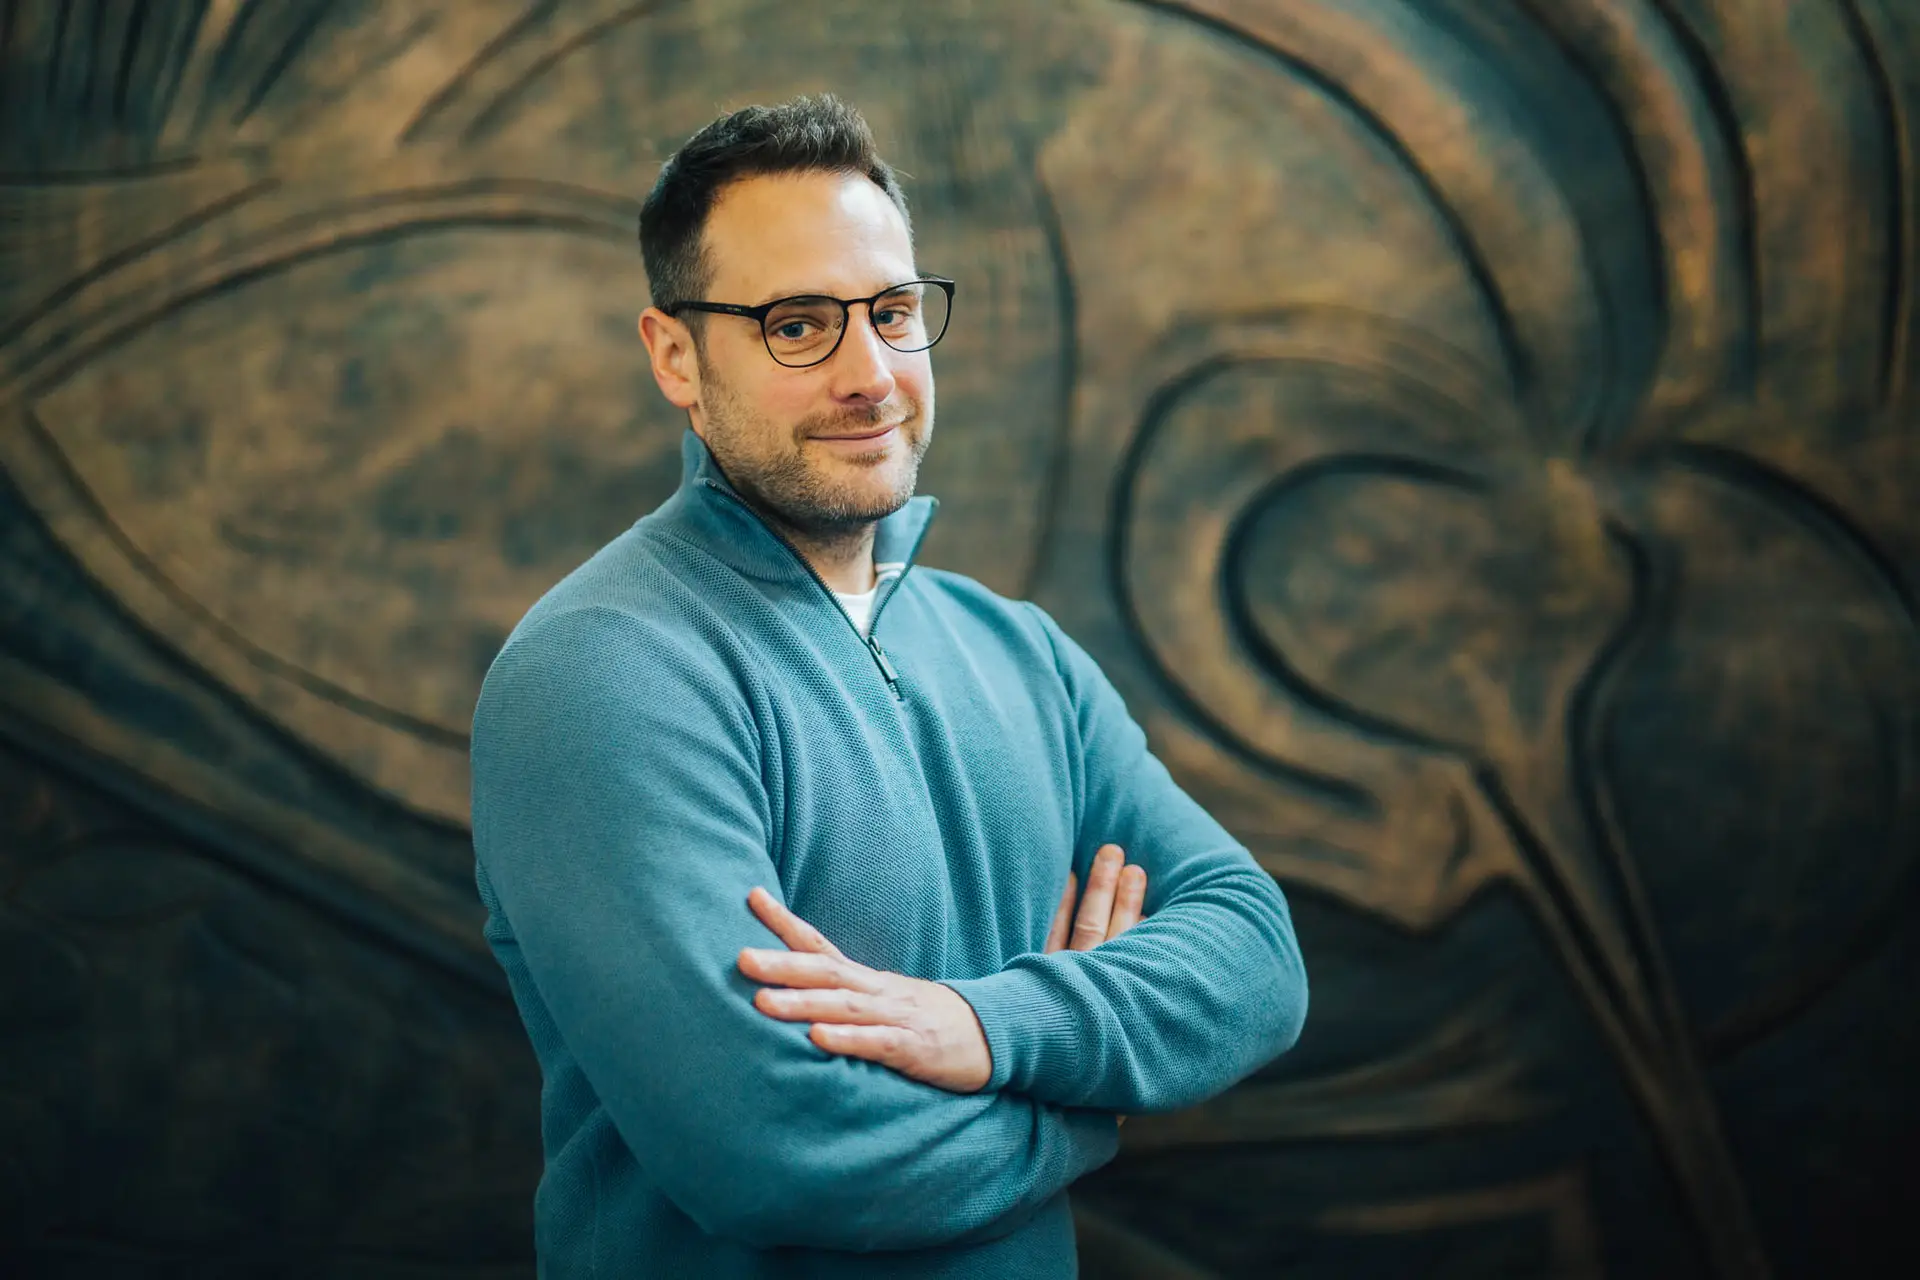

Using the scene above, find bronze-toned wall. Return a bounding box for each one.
[2,2,1916,1276]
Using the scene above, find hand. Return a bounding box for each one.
[1044,843,1149,954]
[739,887,995,1094]
[1043,843,1149,1130]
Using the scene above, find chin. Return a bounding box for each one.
[850,477,914,516]
[830,468,915,519]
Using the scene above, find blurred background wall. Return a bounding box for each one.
[2,1,1917,1276]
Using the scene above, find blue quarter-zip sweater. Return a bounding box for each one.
[469,431,1308,1278]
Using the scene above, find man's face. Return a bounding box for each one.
[683,170,934,535]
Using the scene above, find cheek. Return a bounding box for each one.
[896,360,935,414]
[764,380,827,435]
[713,370,801,440]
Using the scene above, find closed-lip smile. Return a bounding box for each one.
[812,424,899,442]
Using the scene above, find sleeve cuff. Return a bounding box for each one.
[943,959,1086,1098]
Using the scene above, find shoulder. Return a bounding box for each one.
[908,567,1057,651]
[507,522,693,643]
[911,570,1130,710]
[913,568,1098,672]
[476,527,751,732]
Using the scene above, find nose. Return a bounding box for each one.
[825,305,898,404]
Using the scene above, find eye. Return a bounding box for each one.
[763,298,839,348]
[873,295,920,331]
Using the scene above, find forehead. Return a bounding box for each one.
[701,170,915,303]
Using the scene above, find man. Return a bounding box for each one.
[470,96,1307,1278]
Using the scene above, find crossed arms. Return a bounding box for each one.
[736,842,1149,1099]
[469,604,1308,1253]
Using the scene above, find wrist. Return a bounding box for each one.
[941,960,1081,1097]
[926,979,993,1094]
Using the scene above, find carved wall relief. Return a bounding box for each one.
[2,2,1915,1275]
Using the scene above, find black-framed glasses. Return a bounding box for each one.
[665,277,955,369]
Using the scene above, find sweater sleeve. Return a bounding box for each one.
[469,605,1117,1254]
[942,606,1309,1114]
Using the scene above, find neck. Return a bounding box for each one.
[767,511,877,594]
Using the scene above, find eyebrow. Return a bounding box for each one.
[748,278,923,306]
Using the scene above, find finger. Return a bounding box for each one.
[1043,873,1077,954]
[747,886,847,959]
[738,948,883,993]
[1106,865,1148,940]
[1070,844,1125,950]
[754,986,903,1025]
[809,1021,912,1068]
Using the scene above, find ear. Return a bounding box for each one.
[638,307,701,411]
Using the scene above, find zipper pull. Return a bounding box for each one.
[867,634,903,699]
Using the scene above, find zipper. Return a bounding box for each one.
[700,478,923,700]
[866,634,901,693]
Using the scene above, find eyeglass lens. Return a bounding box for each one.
[762,282,951,368]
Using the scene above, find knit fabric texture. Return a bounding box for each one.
[469,430,1309,1278]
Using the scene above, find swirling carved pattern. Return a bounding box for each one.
[1071,2,1917,1276]
[1,1,1916,1276]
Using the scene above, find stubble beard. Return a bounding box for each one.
[699,365,933,547]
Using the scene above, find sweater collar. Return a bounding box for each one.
[654,428,939,585]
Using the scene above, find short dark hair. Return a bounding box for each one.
[638,95,911,314]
